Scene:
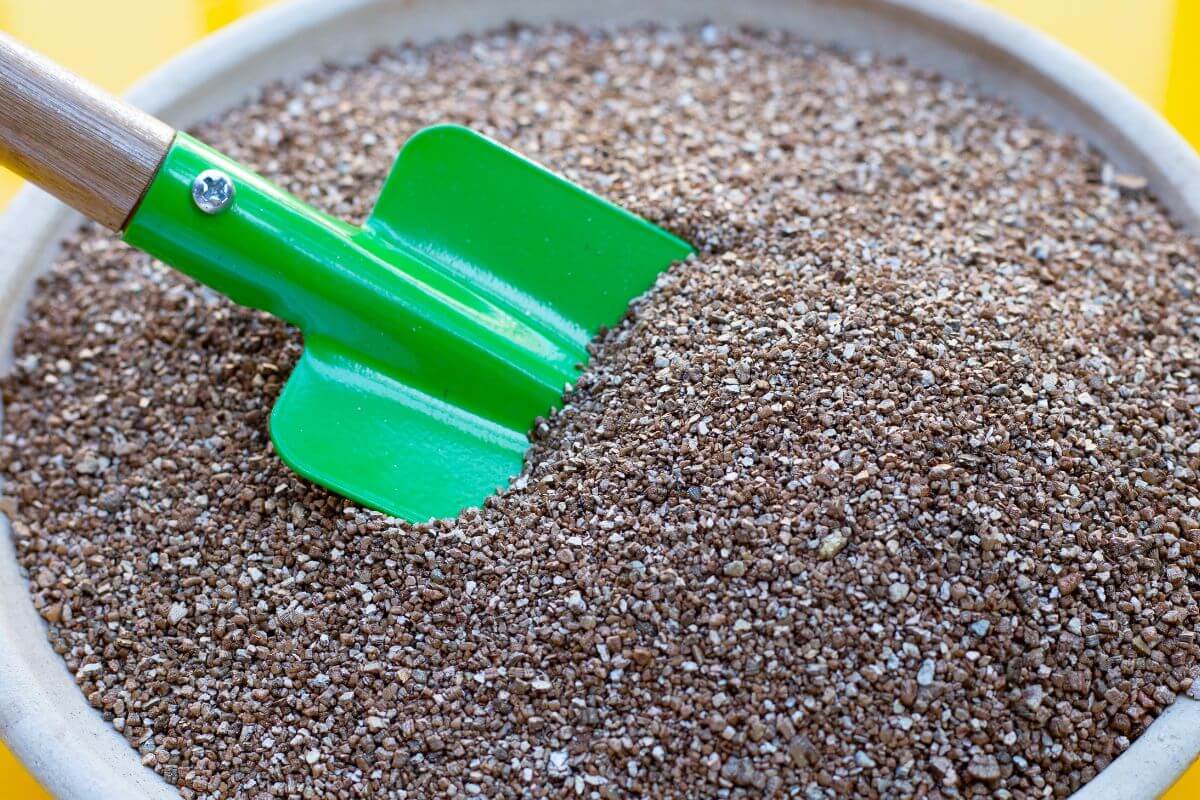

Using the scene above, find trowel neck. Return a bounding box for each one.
[122,134,582,430]
[124,134,354,321]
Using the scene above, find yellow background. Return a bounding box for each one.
[0,0,1197,797]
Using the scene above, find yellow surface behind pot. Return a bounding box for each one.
[0,1,1197,798]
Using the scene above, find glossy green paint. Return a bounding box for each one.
[123,127,692,520]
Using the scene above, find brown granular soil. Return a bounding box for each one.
[2,24,1199,800]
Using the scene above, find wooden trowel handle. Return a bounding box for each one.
[0,31,175,230]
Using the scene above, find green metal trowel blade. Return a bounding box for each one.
[124,126,692,521]
[270,339,534,521]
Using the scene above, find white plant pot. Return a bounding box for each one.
[1,1,1197,797]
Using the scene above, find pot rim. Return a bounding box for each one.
[1,1,1197,798]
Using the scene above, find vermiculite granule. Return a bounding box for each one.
[2,25,1198,799]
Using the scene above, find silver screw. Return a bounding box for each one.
[191,169,236,214]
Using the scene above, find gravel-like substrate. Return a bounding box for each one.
[3,25,1199,799]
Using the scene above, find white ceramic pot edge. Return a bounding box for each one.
[0,1,1197,797]
[0,517,179,799]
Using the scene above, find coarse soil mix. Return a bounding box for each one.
[2,24,1199,800]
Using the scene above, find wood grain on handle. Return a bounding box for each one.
[0,32,174,230]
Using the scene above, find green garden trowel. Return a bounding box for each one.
[0,33,691,520]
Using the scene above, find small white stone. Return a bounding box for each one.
[548,749,570,776]
[818,532,849,560]
[565,591,587,613]
[168,602,188,624]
